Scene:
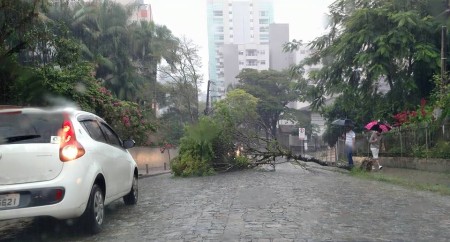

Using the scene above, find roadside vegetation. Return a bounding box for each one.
[1,0,201,146]
[285,0,450,150]
[350,168,450,196]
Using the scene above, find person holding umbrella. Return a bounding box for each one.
[369,129,383,170]
[365,120,391,170]
[344,123,356,167]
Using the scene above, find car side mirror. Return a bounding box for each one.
[123,139,135,149]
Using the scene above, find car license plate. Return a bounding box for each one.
[0,193,20,208]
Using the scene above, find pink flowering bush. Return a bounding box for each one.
[81,81,155,145]
[392,98,434,127]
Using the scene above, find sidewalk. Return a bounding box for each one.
[301,159,450,192]
[138,167,171,178]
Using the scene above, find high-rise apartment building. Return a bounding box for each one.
[207,0,274,100]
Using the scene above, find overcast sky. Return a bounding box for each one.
[149,0,334,91]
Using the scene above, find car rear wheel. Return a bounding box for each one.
[123,175,138,205]
[81,184,104,234]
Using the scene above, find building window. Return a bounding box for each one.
[216,26,224,32]
[239,61,244,65]
[230,34,233,38]
[213,18,222,24]
[246,49,257,56]
[260,60,266,65]
[229,11,232,14]
[246,60,258,66]
[259,26,268,32]
[259,19,269,24]
[239,51,244,55]
[229,27,233,30]
[214,34,224,40]
[260,34,269,40]
[260,11,267,17]
[259,50,265,55]
[213,10,223,16]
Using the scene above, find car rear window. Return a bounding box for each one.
[0,111,63,144]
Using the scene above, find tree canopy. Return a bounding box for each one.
[0,0,192,145]
[287,0,448,133]
[236,68,307,138]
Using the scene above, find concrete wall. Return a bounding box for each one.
[129,147,179,170]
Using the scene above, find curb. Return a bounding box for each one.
[138,171,172,179]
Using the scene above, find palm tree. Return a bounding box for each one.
[72,0,138,100]
[129,20,179,106]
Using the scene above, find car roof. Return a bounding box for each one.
[0,106,75,113]
[0,106,104,122]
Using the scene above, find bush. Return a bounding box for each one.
[428,141,450,159]
[170,117,220,177]
[170,155,215,177]
[233,156,250,169]
[411,144,428,158]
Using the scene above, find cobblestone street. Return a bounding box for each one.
[1,162,450,241]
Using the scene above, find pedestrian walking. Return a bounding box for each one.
[344,124,356,167]
[369,130,383,170]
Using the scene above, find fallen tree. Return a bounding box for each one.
[171,89,357,177]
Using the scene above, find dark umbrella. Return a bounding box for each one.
[331,119,354,126]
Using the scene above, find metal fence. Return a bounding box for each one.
[334,123,450,162]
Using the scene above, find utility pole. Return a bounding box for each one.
[440,0,450,92]
[441,25,447,92]
[204,80,211,115]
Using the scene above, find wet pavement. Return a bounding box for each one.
[1,161,450,241]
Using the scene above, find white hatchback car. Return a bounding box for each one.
[0,107,138,233]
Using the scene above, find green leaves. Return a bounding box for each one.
[287,0,444,134]
[236,69,305,137]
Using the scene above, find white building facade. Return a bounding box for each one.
[207,0,274,100]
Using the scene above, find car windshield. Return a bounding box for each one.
[0,112,63,144]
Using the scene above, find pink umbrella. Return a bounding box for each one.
[378,123,392,132]
[365,120,379,130]
[365,120,391,133]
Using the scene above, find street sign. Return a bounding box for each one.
[299,128,305,140]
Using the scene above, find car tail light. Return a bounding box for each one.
[55,189,64,202]
[59,114,85,161]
